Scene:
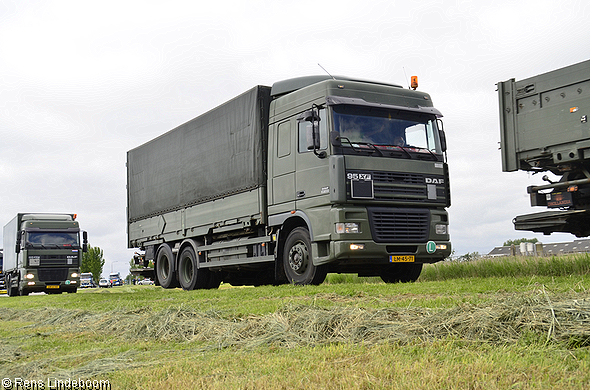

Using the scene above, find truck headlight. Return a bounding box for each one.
[336,223,360,234]
[25,273,35,280]
[71,272,79,278]
[435,224,447,235]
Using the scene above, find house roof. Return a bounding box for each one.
[487,239,590,256]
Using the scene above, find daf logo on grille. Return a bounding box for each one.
[425,177,444,184]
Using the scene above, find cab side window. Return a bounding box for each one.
[277,121,291,158]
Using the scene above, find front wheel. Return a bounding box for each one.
[380,263,423,283]
[283,227,326,285]
[6,275,19,297]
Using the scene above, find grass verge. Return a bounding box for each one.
[0,254,589,389]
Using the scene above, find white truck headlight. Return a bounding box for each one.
[435,224,447,235]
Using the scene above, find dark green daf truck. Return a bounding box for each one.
[127,76,451,288]
[3,213,88,296]
[498,60,590,237]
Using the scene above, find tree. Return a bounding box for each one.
[503,238,538,247]
[82,246,105,283]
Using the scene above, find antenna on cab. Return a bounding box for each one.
[318,63,336,80]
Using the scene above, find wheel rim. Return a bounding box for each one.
[288,240,309,275]
[159,255,170,279]
[180,253,194,284]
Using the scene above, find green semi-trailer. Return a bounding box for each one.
[498,59,590,236]
[127,75,451,288]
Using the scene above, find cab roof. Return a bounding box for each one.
[270,75,403,98]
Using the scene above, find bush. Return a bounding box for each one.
[420,253,590,281]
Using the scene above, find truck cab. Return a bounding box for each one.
[266,76,451,283]
[80,272,96,288]
[109,272,123,286]
[3,213,88,296]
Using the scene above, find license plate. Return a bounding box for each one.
[46,285,60,289]
[547,191,573,208]
[389,255,415,263]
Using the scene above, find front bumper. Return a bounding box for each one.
[314,239,451,266]
[311,205,451,266]
[20,281,78,293]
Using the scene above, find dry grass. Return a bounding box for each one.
[1,282,589,387]
[2,289,588,351]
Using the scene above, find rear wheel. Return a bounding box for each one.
[155,244,179,289]
[283,227,327,285]
[380,263,423,283]
[177,247,211,290]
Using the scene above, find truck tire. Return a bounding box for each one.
[283,227,327,285]
[7,275,19,297]
[177,246,210,290]
[380,263,423,283]
[155,244,179,289]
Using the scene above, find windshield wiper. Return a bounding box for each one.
[408,145,439,160]
[339,137,384,156]
[388,145,413,159]
[355,142,384,156]
[338,136,361,152]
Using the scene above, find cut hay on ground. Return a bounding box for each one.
[2,291,589,350]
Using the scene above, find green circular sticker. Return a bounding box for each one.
[426,241,436,254]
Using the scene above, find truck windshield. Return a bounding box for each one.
[332,105,442,156]
[26,231,80,248]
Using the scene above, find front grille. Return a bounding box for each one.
[347,170,447,204]
[39,255,79,266]
[368,207,430,243]
[38,268,68,282]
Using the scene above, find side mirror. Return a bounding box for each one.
[298,109,321,151]
[437,119,447,153]
[298,106,326,158]
[330,131,341,147]
[82,231,88,253]
[439,130,447,153]
[15,231,22,254]
[306,121,321,151]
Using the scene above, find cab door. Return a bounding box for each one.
[295,108,330,209]
[268,120,296,215]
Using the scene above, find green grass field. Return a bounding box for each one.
[1,254,589,389]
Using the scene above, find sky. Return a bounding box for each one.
[1,0,589,278]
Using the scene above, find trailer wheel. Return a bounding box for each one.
[380,263,423,283]
[177,247,210,290]
[283,227,326,285]
[155,244,179,289]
